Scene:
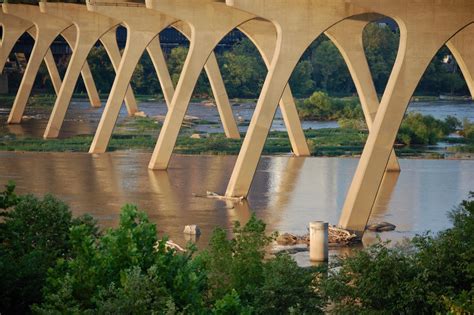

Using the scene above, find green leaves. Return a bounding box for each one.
[322,194,474,314]
[0,180,18,210]
[397,113,454,145]
[0,191,85,314]
[298,91,363,121]
[202,214,325,314]
[3,184,473,314]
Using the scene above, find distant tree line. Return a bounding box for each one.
[9,22,470,98]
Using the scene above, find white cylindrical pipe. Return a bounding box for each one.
[310,221,328,262]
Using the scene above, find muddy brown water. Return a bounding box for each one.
[1,151,473,263]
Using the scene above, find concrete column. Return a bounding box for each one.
[204,52,241,139]
[3,3,72,124]
[325,17,400,172]
[147,0,254,170]
[60,26,101,108]
[1,8,101,111]
[447,24,474,100]
[309,221,328,262]
[145,37,175,107]
[0,10,32,74]
[239,19,310,156]
[338,1,474,233]
[88,2,175,153]
[173,21,241,140]
[224,0,355,197]
[100,27,138,114]
[42,2,120,139]
[27,27,62,95]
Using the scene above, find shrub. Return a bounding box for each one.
[322,193,474,314]
[35,204,206,314]
[338,118,367,130]
[0,188,95,314]
[298,91,363,121]
[0,180,18,210]
[397,113,450,145]
[322,242,429,314]
[201,215,325,314]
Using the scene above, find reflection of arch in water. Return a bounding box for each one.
[221,0,474,235]
[262,157,306,229]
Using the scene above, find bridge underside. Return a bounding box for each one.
[1,0,473,235]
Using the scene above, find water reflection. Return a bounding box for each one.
[1,152,473,250]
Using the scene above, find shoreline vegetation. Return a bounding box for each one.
[1,92,474,159]
[1,182,473,313]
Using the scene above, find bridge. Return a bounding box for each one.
[1,0,474,235]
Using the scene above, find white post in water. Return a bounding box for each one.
[310,221,328,262]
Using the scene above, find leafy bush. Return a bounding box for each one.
[35,204,206,314]
[201,215,325,314]
[338,118,367,130]
[0,186,95,314]
[322,193,474,314]
[298,91,363,121]
[397,113,453,145]
[0,180,18,210]
[323,242,430,314]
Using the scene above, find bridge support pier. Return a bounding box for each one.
[239,19,310,157]
[147,0,254,170]
[99,27,138,115]
[26,28,62,96]
[0,11,64,98]
[326,18,400,172]
[224,0,353,198]
[447,24,474,101]
[3,4,103,122]
[4,4,72,124]
[59,26,101,108]
[337,2,474,233]
[172,21,241,140]
[43,2,122,139]
[88,2,175,153]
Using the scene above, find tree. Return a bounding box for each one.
[311,40,354,94]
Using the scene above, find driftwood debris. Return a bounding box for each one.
[192,191,244,202]
[155,240,186,253]
[328,225,359,246]
[366,222,396,232]
[276,225,359,247]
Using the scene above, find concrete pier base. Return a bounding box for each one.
[309,221,328,262]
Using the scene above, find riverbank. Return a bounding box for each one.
[0,125,455,159]
[0,94,473,159]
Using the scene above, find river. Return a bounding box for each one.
[1,151,473,263]
[1,99,474,138]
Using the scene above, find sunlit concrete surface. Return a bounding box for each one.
[2,0,474,236]
[224,0,474,234]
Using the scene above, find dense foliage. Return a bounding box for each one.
[323,192,474,314]
[0,183,97,314]
[297,92,363,121]
[397,113,460,145]
[1,183,473,314]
